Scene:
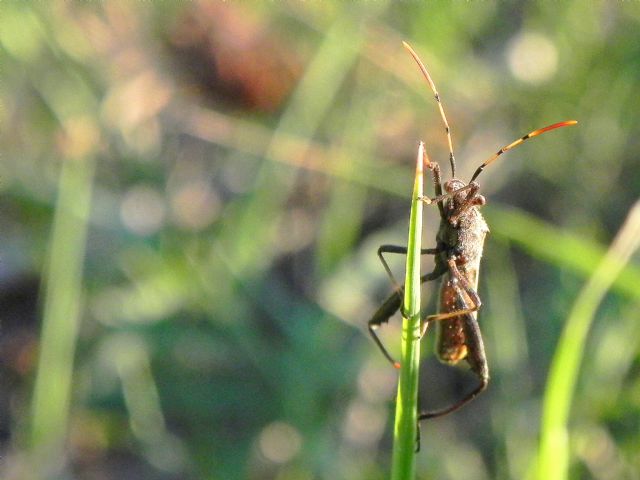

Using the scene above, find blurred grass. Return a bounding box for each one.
[537,199,640,480]
[0,1,639,479]
[216,10,381,276]
[30,153,96,476]
[486,205,640,302]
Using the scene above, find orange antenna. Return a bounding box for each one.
[469,120,578,183]
[403,41,457,178]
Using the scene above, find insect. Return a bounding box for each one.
[369,42,577,422]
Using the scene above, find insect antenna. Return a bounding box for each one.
[403,41,457,178]
[469,120,578,182]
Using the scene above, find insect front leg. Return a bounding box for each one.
[449,183,486,225]
[368,245,443,368]
[424,159,446,219]
[419,183,485,226]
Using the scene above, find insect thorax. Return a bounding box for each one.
[456,207,489,268]
[437,178,490,269]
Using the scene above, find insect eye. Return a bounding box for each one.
[444,180,458,192]
[473,195,486,206]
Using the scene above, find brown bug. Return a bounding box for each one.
[369,42,577,422]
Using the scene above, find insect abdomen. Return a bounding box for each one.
[436,277,469,364]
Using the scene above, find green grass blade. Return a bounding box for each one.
[30,155,96,474]
[536,199,640,480]
[390,143,425,480]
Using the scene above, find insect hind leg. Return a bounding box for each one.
[421,258,481,327]
[418,317,489,420]
[417,259,489,422]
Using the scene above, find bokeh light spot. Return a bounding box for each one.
[170,180,221,231]
[507,32,558,85]
[258,421,302,464]
[120,185,166,236]
[343,400,386,447]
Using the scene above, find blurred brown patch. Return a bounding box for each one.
[167,2,303,112]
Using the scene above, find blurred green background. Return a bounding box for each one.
[1,1,639,479]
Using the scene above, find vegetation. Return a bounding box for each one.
[1,2,639,479]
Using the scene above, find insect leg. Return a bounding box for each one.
[369,247,444,368]
[419,182,482,215]
[424,159,446,219]
[418,260,489,421]
[450,189,486,226]
[422,259,481,325]
[377,245,439,302]
[414,290,489,451]
[418,293,488,421]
